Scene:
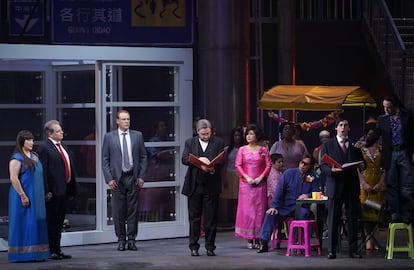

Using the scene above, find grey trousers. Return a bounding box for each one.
[111,174,139,243]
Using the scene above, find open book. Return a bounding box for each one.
[321,153,363,170]
[189,151,225,170]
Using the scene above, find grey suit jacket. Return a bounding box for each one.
[102,129,147,183]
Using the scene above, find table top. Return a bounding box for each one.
[296,198,328,203]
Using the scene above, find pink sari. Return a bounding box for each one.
[234,146,271,239]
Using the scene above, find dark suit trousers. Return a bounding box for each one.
[46,195,66,254]
[111,174,139,243]
[327,196,359,254]
[188,192,219,251]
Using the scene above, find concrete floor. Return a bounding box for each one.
[1,229,413,270]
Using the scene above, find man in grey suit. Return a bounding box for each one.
[102,110,147,251]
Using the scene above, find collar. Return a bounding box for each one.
[48,137,60,145]
[118,128,129,135]
[336,135,348,143]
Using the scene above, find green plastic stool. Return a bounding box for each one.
[385,222,414,259]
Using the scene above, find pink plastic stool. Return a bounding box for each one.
[285,219,321,257]
[271,216,294,249]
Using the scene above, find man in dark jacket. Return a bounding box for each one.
[356,95,414,224]
[320,117,364,259]
[181,119,224,257]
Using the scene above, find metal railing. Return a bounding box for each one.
[297,0,362,21]
[363,0,414,110]
[249,0,362,21]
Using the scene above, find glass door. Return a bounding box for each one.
[100,62,185,236]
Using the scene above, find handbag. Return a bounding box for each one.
[363,193,382,211]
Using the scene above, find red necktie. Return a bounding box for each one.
[57,143,70,182]
[341,140,347,154]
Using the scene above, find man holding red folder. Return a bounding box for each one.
[320,117,365,259]
[181,119,225,257]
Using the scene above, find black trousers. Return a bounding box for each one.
[46,195,66,254]
[187,192,219,251]
[327,196,360,254]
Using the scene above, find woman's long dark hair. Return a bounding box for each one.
[13,130,35,170]
[226,127,246,157]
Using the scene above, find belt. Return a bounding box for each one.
[391,144,404,151]
[122,170,133,176]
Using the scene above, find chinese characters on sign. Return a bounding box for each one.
[9,0,45,36]
[52,0,192,45]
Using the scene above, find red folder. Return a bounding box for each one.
[321,154,342,169]
[321,153,363,170]
[189,151,225,170]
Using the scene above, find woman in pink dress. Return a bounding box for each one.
[235,124,271,249]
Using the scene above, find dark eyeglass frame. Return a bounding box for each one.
[300,160,310,166]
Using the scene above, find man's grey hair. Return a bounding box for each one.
[44,120,61,135]
[196,119,211,131]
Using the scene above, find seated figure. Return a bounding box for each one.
[257,153,320,253]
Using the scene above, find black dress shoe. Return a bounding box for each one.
[127,242,138,251]
[48,253,62,260]
[257,244,268,253]
[207,250,215,256]
[327,253,336,259]
[191,249,200,256]
[59,252,72,259]
[117,243,126,251]
[349,252,362,258]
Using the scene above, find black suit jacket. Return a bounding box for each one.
[320,138,364,199]
[37,139,77,197]
[181,136,225,196]
[365,109,414,170]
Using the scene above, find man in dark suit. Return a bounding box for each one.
[320,117,364,259]
[356,95,414,224]
[102,110,147,251]
[181,119,225,257]
[37,120,78,260]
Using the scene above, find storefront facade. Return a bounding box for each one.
[0,44,193,250]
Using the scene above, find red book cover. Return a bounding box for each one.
[321,153,343,169]
[321,153,363,170]
[189,151,225,170]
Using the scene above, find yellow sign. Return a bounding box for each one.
[131,0,185,27]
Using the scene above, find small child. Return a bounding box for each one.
[267,153,284,207]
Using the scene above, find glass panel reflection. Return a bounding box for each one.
[106,187,177,224]
[0,146,14,179]
[108,66,176,102]
[57,70,95,103]
[67,144,96,178]
[106,107,176,141]
[138,187,177,222]
[58,108,95,141]
[65,182,97,232]
[0,109,44,141]
[146,146,177,182]
[0,183,9,240]
[0,71,43,104]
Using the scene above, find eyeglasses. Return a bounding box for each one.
[300,160,310,166]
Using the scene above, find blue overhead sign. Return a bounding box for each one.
[9,0,45,36]
[52,0,193,45]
